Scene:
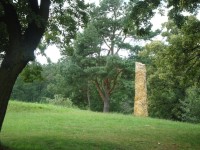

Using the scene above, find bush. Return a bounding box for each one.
[181,86,200,123]
[119,99,133,114]
[42,94,74,108]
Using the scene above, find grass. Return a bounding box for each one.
[0,101,200,150]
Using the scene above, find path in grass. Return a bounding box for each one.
[0,101,200,150]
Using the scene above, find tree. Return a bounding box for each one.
[129,0,200,34]
[11,62,61,102]
[11,62,46,102]
[162,17,200,83]
[183,86,200,123]
[63,0,144,113]
[0,0,88,131]
[139,16,200,121]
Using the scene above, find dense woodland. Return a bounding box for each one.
[0,0,200,131]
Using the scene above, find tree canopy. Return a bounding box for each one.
[63,0,138,112]
[129,0,200,34]
[139,16,200,122]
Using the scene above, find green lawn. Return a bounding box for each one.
[0,101,200,150]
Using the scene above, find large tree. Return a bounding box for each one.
[0,0,87,131]
[64,0,147,113]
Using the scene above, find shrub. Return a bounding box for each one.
[181,86,200,123]
[43,94,74,108]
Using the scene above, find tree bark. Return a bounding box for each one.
[0,53,28,131]
[94,79,110,112]
[103,97,110,113]
[87,82,91,110]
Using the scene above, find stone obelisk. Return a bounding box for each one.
[134,62,148,117]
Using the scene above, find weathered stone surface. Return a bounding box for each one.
[134,62,148,117]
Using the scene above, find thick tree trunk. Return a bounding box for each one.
[0,55,28,131]
[102,84,110,113]
[102,80,111,113]
[103,97,110,113]
[94,79,111,113]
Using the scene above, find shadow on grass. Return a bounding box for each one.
[1,136,128,150]
[0,141,12,150]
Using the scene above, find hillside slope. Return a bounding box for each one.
[1,101,200,150]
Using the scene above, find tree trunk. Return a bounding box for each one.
[87,83,91,110]
[103,97,110,113]
[0,54,28,131]
[94,79,111,113]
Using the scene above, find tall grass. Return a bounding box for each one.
[0,101,200,150]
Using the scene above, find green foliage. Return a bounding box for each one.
[11,76,47,102]
[128,0,159,35]
[43,94,74,108]
[161,16,200,84]
[0,0,88,54]
[181,86,200,123]
[43,0,89,52]
[21,62,43,82]
[140,16,200,122]
[147,72,185,120]
[0,0,88,57]
[11,61,90,109]
[12,63,63,102]
[62,0,138,112]
[129,0,200,30]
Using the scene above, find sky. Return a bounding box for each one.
[36,45,61,64]
[36,0,168,64]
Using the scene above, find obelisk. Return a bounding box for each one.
[134,62,148,117]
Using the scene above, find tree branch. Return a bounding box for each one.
[183,45,200,53]
[103,78,110,100]
[94,79,105,101]
[28,0,39,13]
[39,0,50,20]
[109,69,122,94]
[115,34,127,54]
[23,0,50,57]
[101,37,111,56]
[102,37,111,49]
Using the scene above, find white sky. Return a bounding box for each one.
[36,45,61,64]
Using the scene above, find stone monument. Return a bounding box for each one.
[134,62,148,117]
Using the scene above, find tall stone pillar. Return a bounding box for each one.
[134,62,148,117]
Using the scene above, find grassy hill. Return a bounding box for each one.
[0,101,200,150]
